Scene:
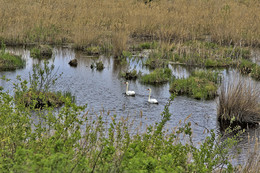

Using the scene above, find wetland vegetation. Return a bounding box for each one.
[0,0,260,171]
[170,70,221,100]
[0,42,24,70]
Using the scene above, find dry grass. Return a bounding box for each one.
[218,78,260,124]
[235,136,260,173]
[0,0,260,47]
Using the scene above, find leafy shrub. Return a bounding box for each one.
[0,89,240,172]
[14,61,74,109]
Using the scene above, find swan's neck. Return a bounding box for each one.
[126,83,129,93]
[148,90,151,101]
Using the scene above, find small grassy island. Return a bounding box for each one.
[14,61,74,109]
[170,70,221,100]
[0,43,24,71]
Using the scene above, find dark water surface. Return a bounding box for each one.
[1,47,259,165]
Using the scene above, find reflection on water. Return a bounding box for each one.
[1,46,259,165]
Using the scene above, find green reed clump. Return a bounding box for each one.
[0,42,25,70]
[0,86,240,172]
[141,68,172,84]
[170,70,221,100]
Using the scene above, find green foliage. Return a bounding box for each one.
[0,87,239,172]
[0,42,25,70]
[30,47,41,58]
[141,68,172,84]
[170,70,221,100]
[13,61,75,109]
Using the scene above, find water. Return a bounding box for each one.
[1,46,259,165]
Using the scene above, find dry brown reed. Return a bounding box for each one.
[0,0,260,47]
[235,136,260,173]
[218,78,260,124]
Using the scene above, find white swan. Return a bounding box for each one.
[147,88,158,104]
[125,82,135,96]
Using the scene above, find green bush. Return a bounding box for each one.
[14,61,74,109]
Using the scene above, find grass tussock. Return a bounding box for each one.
[170,70,221,100]
[141,68,172,84]
[121,69,139,80]
[218,78,260,124]
[0,0,260,47]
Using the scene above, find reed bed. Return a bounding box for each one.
[0,0,260,48]
[218,78,260,124]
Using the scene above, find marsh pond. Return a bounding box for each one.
[1,46,259,165]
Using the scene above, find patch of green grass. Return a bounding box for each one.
[172,41,250,67]
[0,42,25,70]
[170,70,221,100]
[145,50,171,69]
[132,41,158,51]
[141,68,172,84]
[30,47,41,58]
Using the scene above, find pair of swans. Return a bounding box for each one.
[125,82,158,104]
